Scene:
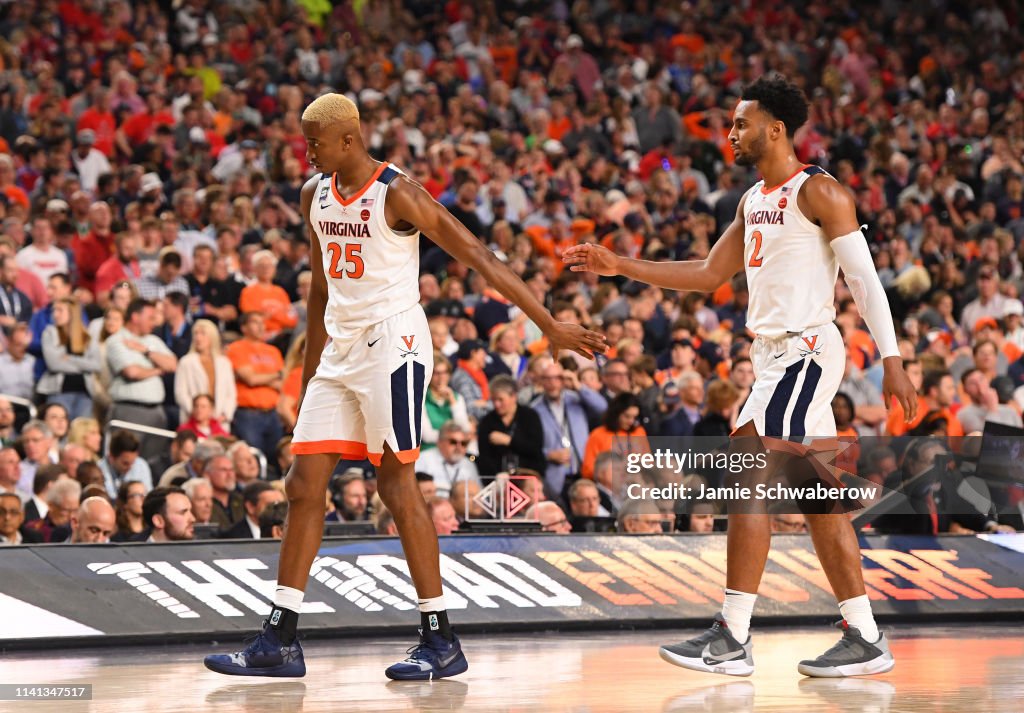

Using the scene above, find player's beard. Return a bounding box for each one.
[734,131,767,166]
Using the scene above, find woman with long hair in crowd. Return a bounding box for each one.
[421,349,470,451]
[581,393,649,480]
[67,417,103,462]
[175,319,237,425]
[38,298,102,420]
[112,480,146,541]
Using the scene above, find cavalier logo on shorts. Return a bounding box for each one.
[398,335,418,357]
[797,334,821,357]
[360,209,370,221]
[778,196,788,209]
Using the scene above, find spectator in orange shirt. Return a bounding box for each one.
[581,393,649,479]
[276,333,306,434]
[239,250,297,345]
[226,313,284,458]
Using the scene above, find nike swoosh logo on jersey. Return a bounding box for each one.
[320,203,331,210]
[773,352,785,359]
[368,337,382,347]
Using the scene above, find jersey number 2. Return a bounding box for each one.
[748,230,764,267]
[326,243,365,279]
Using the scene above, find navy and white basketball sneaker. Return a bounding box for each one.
[204,621,306,678]
[384,629,469,681]
[797,620,894,677]
[659,614,754,677]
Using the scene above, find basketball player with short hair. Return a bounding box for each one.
[564,74,917,678]
[205,94,607,680]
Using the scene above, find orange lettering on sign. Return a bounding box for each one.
[641,552,725,600]
[537,552,651,606]
[611,551,709,604]
[862,550,984,600]
[757,572,812,603]
[581,553,675,602]
[784,549,885,599]
[912,549,1024,599]
[861,567,931,600]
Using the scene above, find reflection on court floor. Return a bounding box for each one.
[1,625,1020,713]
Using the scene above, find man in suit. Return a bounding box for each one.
[531,360,607,496]
[875,439,1016,535]
[219,480,284,539]
[23,463,64,523]
[0,492,43,545]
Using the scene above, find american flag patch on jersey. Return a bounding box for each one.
[781,186,790,193]
[361,198,374,207]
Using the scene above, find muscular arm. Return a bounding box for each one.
[299,176,330,405]
[387,176,606,358]
[802,175,917,421]
[562,188,750,293]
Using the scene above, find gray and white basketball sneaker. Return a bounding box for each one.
[659,614,754,677]
[797,620,895,677]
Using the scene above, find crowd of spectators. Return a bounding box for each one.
[1,0,1023,545]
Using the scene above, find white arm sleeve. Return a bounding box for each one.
[831,229,900,359]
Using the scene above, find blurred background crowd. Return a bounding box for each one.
[0,0,1023,546]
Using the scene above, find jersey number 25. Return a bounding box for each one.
[326,242,365,279]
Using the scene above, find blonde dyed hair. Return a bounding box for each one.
[189,319,223,357]
[301,93,359,124]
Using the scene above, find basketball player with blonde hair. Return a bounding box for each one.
[205,93,606,680]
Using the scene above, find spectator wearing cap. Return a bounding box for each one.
[694,340,726,381]
[477,375,546,477]
[959,266,1007,336]
[70,129,112,195]
[212,138,266,183]
[1003,300,1024,352]
[451,339,491,420]
[659,372,704,438]
[446,177,485,238]
[94,232,142,306]
[135,248,189,300]
[531,360,607,494]
[17,217,68,285]
[581,393,649,481]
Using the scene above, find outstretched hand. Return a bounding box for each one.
[562,243,621,276]
[545,321,608,361]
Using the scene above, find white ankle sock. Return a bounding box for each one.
[838,594,878,641]
[274,585,305,613]
[721,588,757,642]
[417,595,446,613]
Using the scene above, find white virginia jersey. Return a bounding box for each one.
[310,162,420,337]
[742,165,839,337]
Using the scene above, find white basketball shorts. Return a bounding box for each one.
[736,322,844,441]
[292,304,433,465]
